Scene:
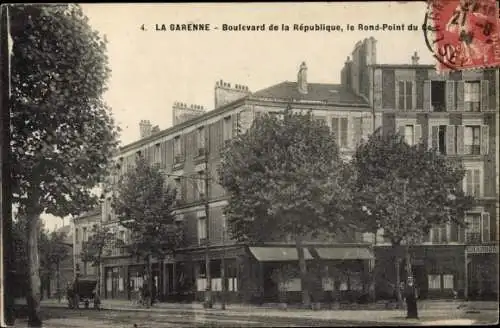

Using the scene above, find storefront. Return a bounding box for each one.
[245,244,375,304]
[374,245,465,300]
[465,244,499,300]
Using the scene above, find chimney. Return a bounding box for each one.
[139,120,152,139]
[411,51,420,65]
[297,62,308,94]
[172,102,205,126]
[214,79,251,108]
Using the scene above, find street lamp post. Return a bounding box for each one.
[221,218,226,310]
[203,148,213,309]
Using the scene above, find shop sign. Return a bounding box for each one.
[466,245,499,254]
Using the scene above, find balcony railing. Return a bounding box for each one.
[174,154,184,165]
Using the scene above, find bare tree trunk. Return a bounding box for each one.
[393,243,403,309]
[56,261,61,303]
[147,255,153,307]
[295,235,311,308]
[26,212,42,327]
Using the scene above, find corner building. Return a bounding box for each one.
[340,40,499,300]
[101,57,381,303]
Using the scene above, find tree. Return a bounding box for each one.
[39,228,71,301]
[112,155,183,307]
[80,224,115,300]
[9,4,119,326]
[218,108,354,307]
[351,128,474,307]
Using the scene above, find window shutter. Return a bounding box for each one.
[361,116,372,141]
[414,124,422,144]
[445,125,456,155]
[353,117,362,146]
[480,125,489,155]
[473,169,481,197]
[232,114,238,137]
[431,126,439,149]
[398,125,406,139]
[395,81,401,110]
[465,170,473,196]
[423,80,431,111]
[456,81,465,111]
[481,212,490,242]
[446,80,456,111]
[456,125,465,154]
[412,80,417,111]
[449,222,458,242]
[480,80,489,112]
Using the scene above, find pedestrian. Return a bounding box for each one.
[404,276,418,319]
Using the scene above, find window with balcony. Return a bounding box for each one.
[464,81,481,112]
[464,125,481,155]
[197,127,206,157]
[223,116,232,142]
[153,143,161,166]
[173,136,183,164]
[398,80,414,111]
[197,216,207,244]
[431,81,446,112]
[465,212,490,243]
[174,177,182,202]
[463,168,481,197]
[331,117,348,148]
[400,124,421,146]
[197,171,206,200]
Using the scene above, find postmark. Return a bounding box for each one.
[423,0,500,71]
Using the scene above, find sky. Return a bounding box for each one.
[42,1,435,231]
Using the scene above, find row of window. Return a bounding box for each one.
[399,124,489,156]
[372,212,492,245]
[396,80,490,112]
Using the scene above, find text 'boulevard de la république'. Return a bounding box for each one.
[154,23,420,32]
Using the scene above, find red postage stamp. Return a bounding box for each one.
[424,0,500,71]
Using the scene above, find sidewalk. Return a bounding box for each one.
[37,298,499,325]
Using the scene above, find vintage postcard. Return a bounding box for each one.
[1,2,499,328]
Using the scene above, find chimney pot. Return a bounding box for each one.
[411,51,420,65]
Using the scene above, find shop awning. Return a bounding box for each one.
[315,247,374,260]
[249,247,313,262]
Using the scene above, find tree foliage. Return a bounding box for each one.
[9,4,119,326]
[352,128,475,245]
[218,108,354,306]
[112,155,182,262]
[80,224,115,267]
[39,228,71,273]
[10,4,119,217]
[219,108,354,242]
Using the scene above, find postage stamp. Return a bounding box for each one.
[424,0,500,71]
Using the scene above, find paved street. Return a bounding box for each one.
[11,300,499,327]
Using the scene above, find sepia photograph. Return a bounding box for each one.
[0,1,499,327]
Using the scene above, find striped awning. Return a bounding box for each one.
[315,247,374,260]
[249,247,313,262]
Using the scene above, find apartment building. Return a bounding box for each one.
[340,38,499,300]
[72,209,101,283]
[100,60,380,303]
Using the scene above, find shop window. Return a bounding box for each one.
[428,274,441,289]
[228,277,238,292]
[322,277,335,291]
[443,274,454,289]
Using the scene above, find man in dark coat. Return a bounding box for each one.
[404,276,419,319]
